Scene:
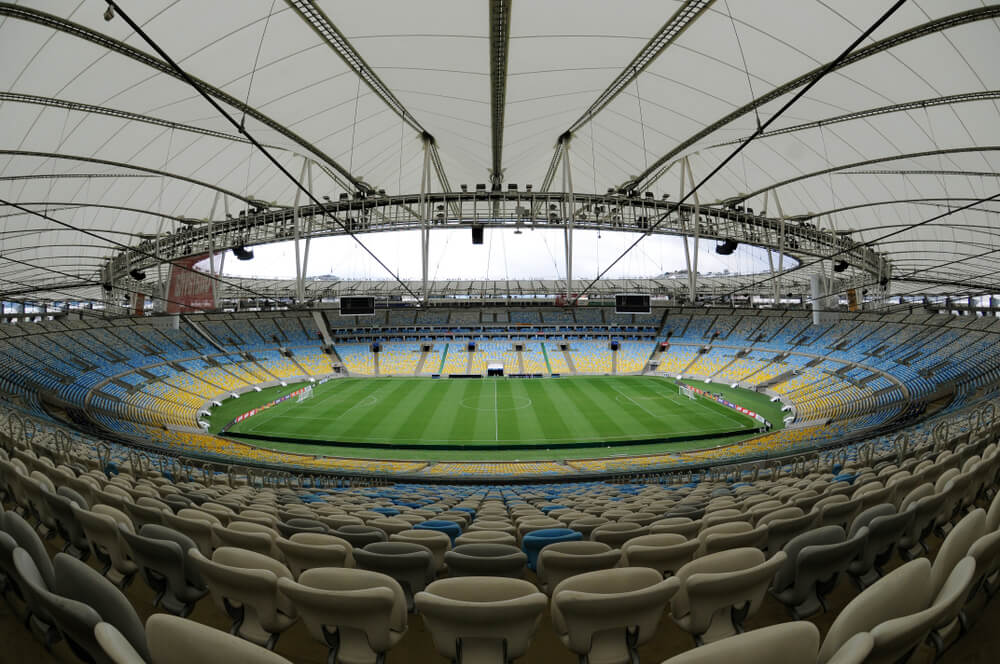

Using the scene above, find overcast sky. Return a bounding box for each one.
[208,228,787,281]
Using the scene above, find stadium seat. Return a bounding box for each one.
[846,504,913,588]
[521,528,583,571]
[444,543,526,578]
[391,529,452,572]
[670,548,787,645]
[119,524,207,616]
[590,521,648,548]
[354,541,436,611]
[145,613,291,664]
[71,504,138,588]
[11,547,60,645]
[413,520,462,545]
[770,525,868,619]
[537,540,621,594]
[54,552,151,662]
[620,533,699,578]
[551,567,679,664]
[188,547,298,649]
[659,622,873,664]
[276,567,408,664]
[275,532,353,578]
[416,577,547,664]
[454,530,517,547]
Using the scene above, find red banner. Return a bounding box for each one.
[133,293,145,316]
[166,254,215,313]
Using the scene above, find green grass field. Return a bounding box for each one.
[210,376,784,461]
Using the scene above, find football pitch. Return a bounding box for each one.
[212,376,784,461]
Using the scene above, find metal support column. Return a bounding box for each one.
[292,157,309,305]
[300,159,315,303]
[772,189,787,304]
[562,136,575,300]
[206,192,221,310]
[419,136,433,303]
[683,156,700,300]
[678,158,694,301]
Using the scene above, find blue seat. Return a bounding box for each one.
[371,507,400,516]
[541,505,568,514]
[452,507,476,515]
[521,528,583,571]
[414,520,462,544]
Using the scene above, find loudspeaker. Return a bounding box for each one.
[610,340,620,351]
[471,226,484,244]
[370,342,381,353]
[467,342,476,352]
[559,343,569,352]
[514,343,524,352]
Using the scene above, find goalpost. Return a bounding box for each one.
[679,384,697,400]
[297,385,314,403]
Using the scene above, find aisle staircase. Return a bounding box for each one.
[563,349,577,375]
[414,349,428,375]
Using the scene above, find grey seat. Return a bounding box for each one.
[660,622,873,664]
[847,504,913,589]
[145,613,292,664]
[2,510,56,590]
[43,488,91,560]
[551,566,679,664]
[119,523,208,616]
[537,540,621,595]
[275,517,328,538]
[54,552,151,662]
[188,547,298,649]
[454,530,517,548]
[417,576,547,664]
[758,507,815,557]
[671,548,787,645]
[897,484,946,559]
[770,525,868,619]
[868,558,976,664]
[10,545,60,646]
[621,534,699,578]
[333,524,388,548]
[444,543,527,578]
[72,504,138,588]
[276,567,408,664]
[275,532,353,579]
[354,540,436,611]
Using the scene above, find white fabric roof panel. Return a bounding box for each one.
[0,0,998,300]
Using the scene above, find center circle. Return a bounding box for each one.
[459,395,532,411]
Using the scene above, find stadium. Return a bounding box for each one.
[0,1,999,663]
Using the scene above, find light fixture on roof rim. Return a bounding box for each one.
[103,4,114,21]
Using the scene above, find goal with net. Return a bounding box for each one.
[297,385,314,403]
[679,384,697,400]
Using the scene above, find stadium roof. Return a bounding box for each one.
[1,0,999,303]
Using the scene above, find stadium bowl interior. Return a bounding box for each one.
[1,1,999,662]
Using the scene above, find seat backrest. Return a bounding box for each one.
[929,508,986,597]
[671,548,786,637]
[146,613,293,664]
[275,533,351,578]
[2,509,55,588]
[54,552,150,661]
[551,567,679,662]
[189,547,295,637]
[817,558,932,663]
[772,525,844,592]
[415,576,546,662]
[660,621,821,664]
[277,567,406,659]
[869,558,976,664]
